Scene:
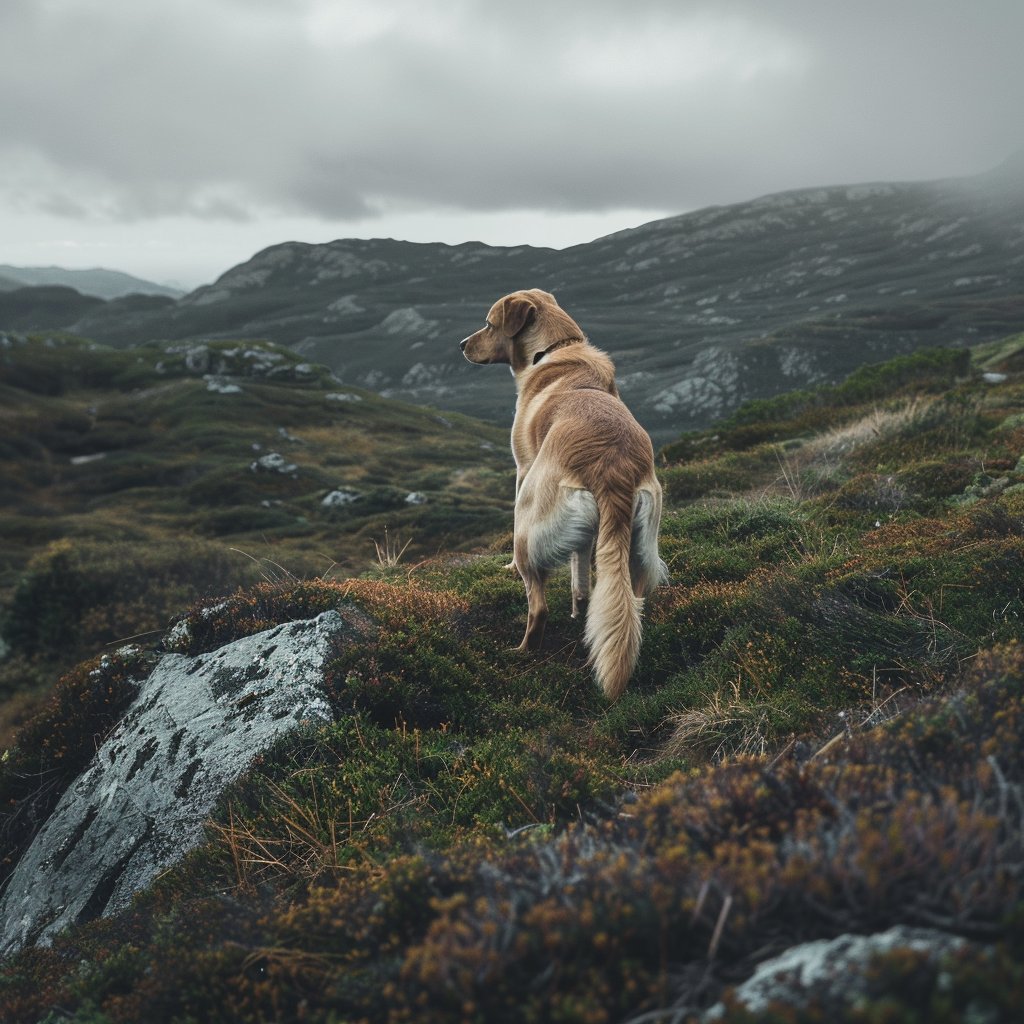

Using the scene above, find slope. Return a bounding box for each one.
[0,331,511,735]
[3,337,1024,1019]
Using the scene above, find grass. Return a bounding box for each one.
[3,337,1024,1020]
[0,332,512,739]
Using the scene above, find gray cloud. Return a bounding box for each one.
[0,0,1021,279]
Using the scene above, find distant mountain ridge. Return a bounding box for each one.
[0,285,105,331]
[0,265,183,300]
[12,165,1024,442]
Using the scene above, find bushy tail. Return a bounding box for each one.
[584,488,644,701]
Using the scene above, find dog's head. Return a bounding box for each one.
[460,289,580,373]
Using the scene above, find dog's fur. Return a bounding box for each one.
[461,288,665,700]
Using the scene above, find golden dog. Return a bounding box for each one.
[461,289,665,699]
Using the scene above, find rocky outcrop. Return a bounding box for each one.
[0,608,372,956]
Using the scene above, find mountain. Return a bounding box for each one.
[10,165,1024,445]
[0,264,184,300]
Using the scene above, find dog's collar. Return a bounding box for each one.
[532,336,585,366]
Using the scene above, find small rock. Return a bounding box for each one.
[322,489,361,507]
[250,452,297,474]
[704,927,974,1021]
[204,375,243,394]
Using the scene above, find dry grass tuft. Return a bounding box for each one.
[372,526,413,569]
[662,680,779,761]
[769,398,933,500]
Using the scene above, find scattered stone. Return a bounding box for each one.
[405,491,428,505]
[69,453,106,465]
[379,307,439,337]
[250,452,297,475]
[322,489,361,507]
[204,375,243,394]
[326,392,362,402]
[983,372,1008,384]
[176,343,211,373]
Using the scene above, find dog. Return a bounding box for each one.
[461,288,665,700]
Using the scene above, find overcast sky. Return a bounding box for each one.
[1,0,1021,289]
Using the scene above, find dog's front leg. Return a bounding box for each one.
[513,535,548,652]
[570,540,594,618]
[518,574,549,652]
[505,468,527,571]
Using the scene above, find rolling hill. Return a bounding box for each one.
[0,285,107,331]
[0,265,183,300]
[54,160,1024,444]
[0,330,512,738]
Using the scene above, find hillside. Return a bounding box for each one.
[54,162,1024,444]
[0,265,184,300]
[2,335,1024,1020]
[0,331,511,738]
[0,285,106,331]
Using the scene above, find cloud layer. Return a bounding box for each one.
[1,0,1021,282]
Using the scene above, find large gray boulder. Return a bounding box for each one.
[0,608,370,956]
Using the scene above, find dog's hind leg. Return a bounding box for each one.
[630,486,667,597]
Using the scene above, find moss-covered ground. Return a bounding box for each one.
[0,333,511,741]
[3,338,1024,1020]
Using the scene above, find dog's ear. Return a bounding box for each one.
[499,294,536,337]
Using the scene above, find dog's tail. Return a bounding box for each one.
[585,484,645,701]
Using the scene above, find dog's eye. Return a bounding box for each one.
[485,320,494,330]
